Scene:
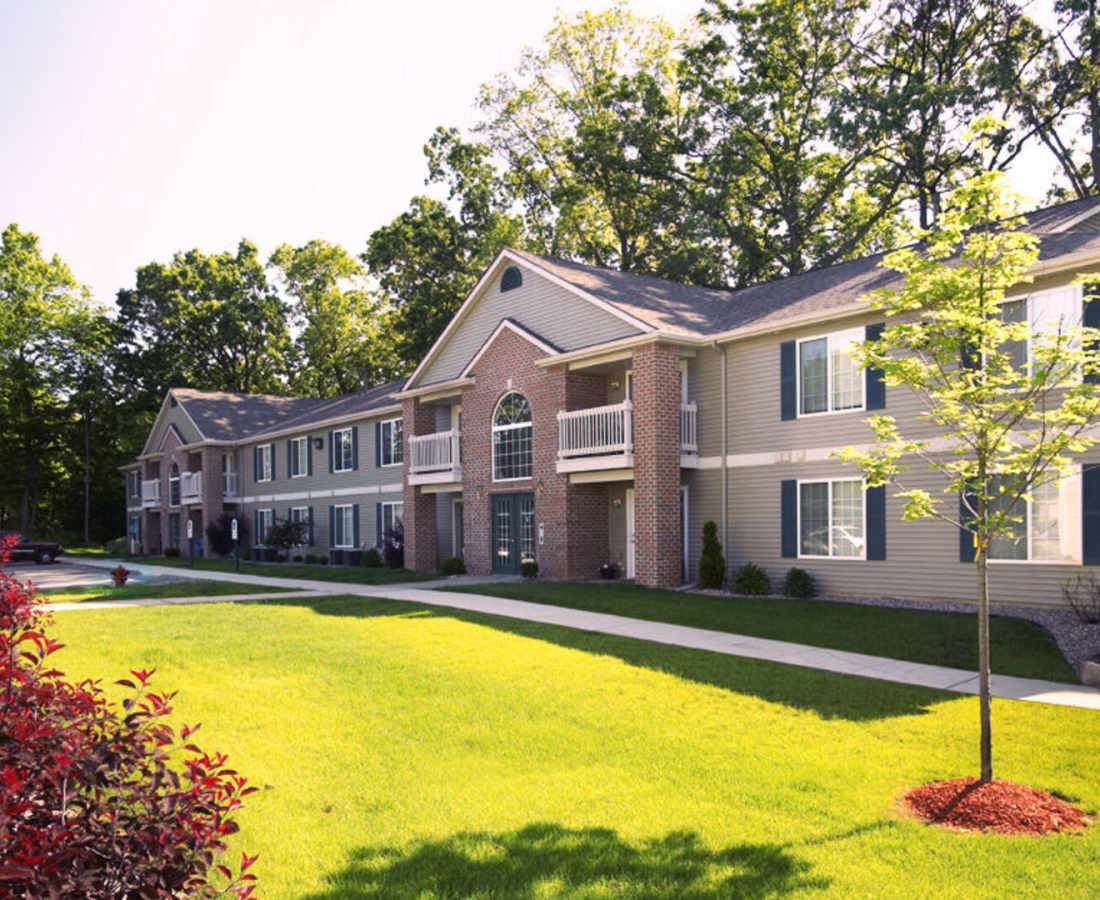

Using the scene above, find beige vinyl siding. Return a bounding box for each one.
[145,402,203,453]
[239,488,403,555]
[435,492,457,565]
[607,483,628,573]
[417,266,642,386]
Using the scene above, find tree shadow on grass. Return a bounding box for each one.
[300,822,831,899]
[251,595,953,721]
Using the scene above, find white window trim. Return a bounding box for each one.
[168,465,180,508]
[256,508,274,544]
[333,503,355,548]
[988,466,1082,565]
[257,444,273,483]
[492,393,533,483]
[997,285,1084,381]
[796,327,866,419]
[290,505,311,545]
[333,428,353,473]
[290,436,308,478]
[680,359,689,404]
[796,478,867,561]
[380,500,404,544]
[379,417,404,468]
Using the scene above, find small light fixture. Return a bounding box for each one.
[610,379,621,389]
[612,498,623,507]
[314,437,324,449]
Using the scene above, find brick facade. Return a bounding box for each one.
[402,398,439,572]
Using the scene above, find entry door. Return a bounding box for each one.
[491,493,535,574]
[453,499,464,558]
[625,488,636,579]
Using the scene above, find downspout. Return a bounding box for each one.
[715,342,729,558]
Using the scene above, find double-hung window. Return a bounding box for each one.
[1000,285,1082,376]
[988,471,1081,563]
[379,418,403,466]
[256,444,273,482]
[128,471,141,500]
[290,437,308,478]
[493,392,532,481]
[799,479,865,559]
[290,506,312,545]
[333,504,355,548]
[169,464,180,506]
[333,429,354,472]
[798,328,864,416]
[379,501,403,544]
[256,508,274,544]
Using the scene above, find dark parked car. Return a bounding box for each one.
[0,531,64,564]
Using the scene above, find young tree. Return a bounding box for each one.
[838,158,1100,783]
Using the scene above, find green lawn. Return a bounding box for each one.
[39,580,293,604]
[50,594,1099,898]
[121,555,434,585]
[62,546,112,557]
[440,582,1079,683]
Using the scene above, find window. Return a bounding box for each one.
[256,508,274,544]
[492,392,532,481]
[333,428,354,472]
[988,471,1081,563]
[222,454,237,496]
[501,266,523,291]
[127,471,140,499]
[799,479,864,558]
[333,504,355,548]
[168,512,180,548]
[169,464,180,506]
[519,495,535,561]
[999,286,1082,375]
[290,506,312,545]
[256,444,273,482]
[379,418,403,467]
[290,437,308,478]
[380,501,403,545]
[798,328,864,416]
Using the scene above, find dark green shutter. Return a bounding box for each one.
[308,506,315,545]
[307,439,313,476]
[781,479,797,558]
[376,502,384,547]
[1084,465,1100,564]
[353,503,360,548]
[1085,286,1100,384]
[287,440,292,478]
[959,488,976,563]
[329,505,336,548]
[254,509,261,545]
[375,422,383,467]
[328,431,334,473]
[866,485,886,560]
[269,444,276,480]
[253,447,259,482]
[865,323,886,410]
[780,341,796,420]
[352,427,359,470]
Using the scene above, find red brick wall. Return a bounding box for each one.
[633,341,682,587]
[402,398,439,572]
[200,447,224,558]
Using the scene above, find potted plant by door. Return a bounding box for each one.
[520,558,538,580]
[600,562,618,580]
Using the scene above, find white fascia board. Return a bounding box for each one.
[393,378,476,401]
[533,332,705,369]
[460,319,559,378]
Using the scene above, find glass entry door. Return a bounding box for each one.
[491,492,535,574]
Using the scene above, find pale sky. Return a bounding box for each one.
[1,0,1060,308]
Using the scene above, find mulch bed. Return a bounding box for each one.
[903,778,1092,835]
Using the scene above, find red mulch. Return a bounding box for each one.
[903,778,1092,835]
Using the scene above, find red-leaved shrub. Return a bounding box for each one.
[0,534,258,897]
[111,564,130,587]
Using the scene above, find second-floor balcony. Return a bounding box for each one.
[556,400,699,474]
[141,479,160,508]
[223,471,239,499]
[180,471,203,504]
[408,429,462,486]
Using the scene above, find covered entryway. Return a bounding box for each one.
[490,492,535,574]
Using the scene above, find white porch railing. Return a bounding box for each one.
[223,471,239,498]
[141,479,160,507]
[558,401,633,457]
[180,471,202,504]
[409,430,461,473]
[680,402,698,454]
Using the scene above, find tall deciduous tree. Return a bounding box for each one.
[839,158,1100,782]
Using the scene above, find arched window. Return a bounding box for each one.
[492,391,532,481]
[501,266,523,292]
[169,463,180,506]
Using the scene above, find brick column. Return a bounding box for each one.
[402,398,438,573]
[200,448,223,557]
[632,341,682,587]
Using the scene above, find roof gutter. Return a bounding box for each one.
[393,378,476,401]
[533,332,705,369]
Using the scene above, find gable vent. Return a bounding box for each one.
[501,266,523,292]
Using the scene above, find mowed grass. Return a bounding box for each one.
[50,595,1099,898]
[38,580,293,604]
[442,582,1079,683]
[123,555,433,585]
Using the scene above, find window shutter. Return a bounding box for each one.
[253,447,259,482]
[254,509,260,545]
[1085,285,1100,385]
[328,431,334,473]
[864,323,886,410]
[287,440,292,478]
[352,427,359,470]
[353,503,360,548]
[308,506,315,545]
[307,439,313,476]
[780,341,796,421]
[375,422,383,467]
[329,505,336,548]
[376,502,383,547]
[781,479,797,558]
[270,444,276,480]
[1084,465,1100,564]
[959,488,976,563]
[865,485,886,560]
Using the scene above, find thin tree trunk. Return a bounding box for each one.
[977,527,993,784]
[83,411,91,546]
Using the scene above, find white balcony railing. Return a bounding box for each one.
[180,471,202,504]
[409,430,461,474]
[680,402,698,454]
[141,479,160,507]
[558,401,633,458]
[222,471,239,498]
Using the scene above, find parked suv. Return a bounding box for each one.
[0,531,64,564]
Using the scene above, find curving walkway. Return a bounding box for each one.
[62,557,1100,710]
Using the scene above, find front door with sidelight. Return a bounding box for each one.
[490,492,535,574]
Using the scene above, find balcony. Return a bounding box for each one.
[180,471,203,504]
[408,430,462,486]
[556,400,699,474]
[141,479,160,508]
[222,471,239,499]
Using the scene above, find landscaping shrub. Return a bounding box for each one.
[275,553,287,563]
[205,513,248,557]
[164,546,180,558]
[440,555,466,576]
[318,557,328,565]
[600,562,618,579]
[383,520,404,569]
[361,547,383,568]
[264,518,309,557]
[292,555,304,563]
[521,559,539,579]
[784,567,815,599]
[698,521,725,589]
[0,534,258,897]
[241,548,251,561]
[732,562,770,596]
[304,553,319,564]
[105,536,127,556]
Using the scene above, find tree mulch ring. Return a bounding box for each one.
[903,778,1092,835]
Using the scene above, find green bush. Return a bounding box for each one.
[164,547,180,558]
[697,521,725,589]
[520,559,538,579]
[783,567,815,599]
[361,547,383,567]
[318,558,328,565]
[304,553,318,564]
[732,562,770,596]
[275,553,287,563]
[440,556,467,576]
[292,555,303,563]
[105,537,127,556]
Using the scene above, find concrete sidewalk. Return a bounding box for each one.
[65,557,1100,710]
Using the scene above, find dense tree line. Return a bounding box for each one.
[5,0,1100,543]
